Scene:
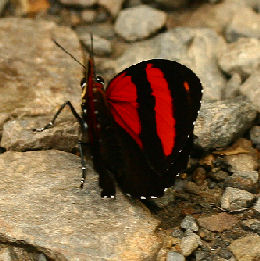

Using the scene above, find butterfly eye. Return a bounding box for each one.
[81,77,86,88]
[96,75,104,85]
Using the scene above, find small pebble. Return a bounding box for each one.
[221,187,254,211]
[181,215,198,233]
[180,232,201,256]
[166,251,185,261]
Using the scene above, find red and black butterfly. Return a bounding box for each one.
[35,37,202,199]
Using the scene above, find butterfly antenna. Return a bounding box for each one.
[52,38,87,70]
[90,33,94,59]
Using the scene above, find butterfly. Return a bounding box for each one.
[35,37,203,199]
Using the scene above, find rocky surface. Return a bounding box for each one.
[0,150,160,260]
[0,1,259,260]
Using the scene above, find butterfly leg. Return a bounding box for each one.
[78,140,88,189]
[33,101,82,132]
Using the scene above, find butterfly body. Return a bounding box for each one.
[82,58,202,199]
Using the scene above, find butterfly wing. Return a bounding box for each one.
[105,59,202,197]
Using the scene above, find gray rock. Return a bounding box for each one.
[180,216,199,233]
[0,18,81,119]
[220,187,254,211]
[254,197,260,213]
[149,186,175,208]
[172,228,184,238]
[114,5,167,41]
[99,0,124,17]
[194,97,257,150]
[225,7,260,42]
[239,70,260,112]
[229,235,260,261]
[167,251,185,261]
[107,28,226,101]
[1,116,79,152]
[0,150,160,260]
[250,126,260,149]
[78,33,112,56]
[60,0,97,6]
[218,38,260,76]
[180,233,201,257]
[209,170,229,182]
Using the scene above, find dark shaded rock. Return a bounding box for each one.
[149,186,175,208]
[250,126,260,149]
[225,171,259,191]
[153,0,188,9]
[209,170,229,182]
[218,38,260,76]
[239,70,260,112]
[1,116,79,152]
[225,7,260,42]
[241,219,260,234]
[192,167,207,186]
[180,232,201,256]
[0,18,81,119]
[229,235,260,261]
[198,212,239,232]
[181,215,198,233]
[221,187,254,211]
[78,32,112,56]
[0,0,8,15]
[254,197,260,213]
[0,150,160,260]
[106,28,226,101]
[114,5,167,41]
[224,73,241,99]
[166,251,185,261]
[194,97,257,150]
[60,0,96,7]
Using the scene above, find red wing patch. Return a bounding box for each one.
[146,64,175,156]
[106,72,143,149]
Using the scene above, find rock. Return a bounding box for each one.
[108,28,226,101]
[166,251,185,261]
[192,167,207,186]
[225,171,259,191]
[239,70,260,112]
[194,97,257,150]
[114,5,167,41]
[81,10,96,23]
[153,0,188,9]
[224,73,241,99]
[218,38,260,77]
[208,170,229,182]
[0,18,81,118]
[220,187,254,211]
[250,126,260,149]
[78,33,112,57]
[172,228,184,238]
[1,116,79,152]
[225,154,258,172]
[254,197,260,213]
[75,24,115,40]
[60,0,97,7]
[0,0,8,15]
[229,235,260,261]
[180,233,201,257]
[241,219,260,234]
[149,186,175,208]
[225,7,260,42]
[0,150,160,260]
[98,0,124,17]
[198,212,239,232]
[179,0,248,34]
[181,215,199,233]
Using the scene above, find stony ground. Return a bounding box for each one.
[0,0,259,260]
